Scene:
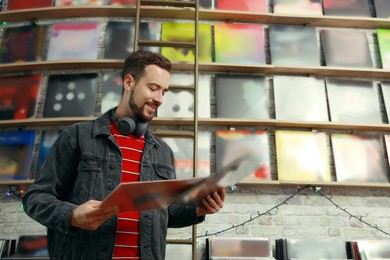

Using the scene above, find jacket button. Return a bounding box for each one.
[110,164,115,169]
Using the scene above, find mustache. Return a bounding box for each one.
[145,101,160,109]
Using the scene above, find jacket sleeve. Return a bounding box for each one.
[23,127,80,235]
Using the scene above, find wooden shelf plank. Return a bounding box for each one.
[154,130,194,137]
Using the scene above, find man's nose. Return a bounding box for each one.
[152,91,163,106]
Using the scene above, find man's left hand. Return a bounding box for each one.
[196,188,225,216]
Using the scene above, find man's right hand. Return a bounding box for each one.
[71,200,118,231]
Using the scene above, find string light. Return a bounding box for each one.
[196,185,390,239]
[7,185,25,200]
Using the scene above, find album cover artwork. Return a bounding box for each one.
[157,74,211,118]
[161,132,211,179]
[355,240,390,258]
[104,21,160,59]
[107,0,213,8]
[214,23,265,64]
[43,74,98,117]
[46,22,100,60]
[161,22,212,62]
[215,74,268,119]
[6,0,52,10]
[101,71,122,114]
[0,25,47,63]
[0,74,41,120]
[374,0,390,18]
[272,0,323,15]
[380,82,390,121]
[331,134,388,183]
[215,0,266,12]
[107,0,135,5]
[209,237,272,258]
[275,130,331,182]
[273,76,328,122]
[322,0,372,17]
[55,0,107,6]
[166,244,192,260]
[0,131,36,180]
[320,29,374,68]
[377,29,390,69]
[215,130,271,182]
[285,239,347,259]
[35,130,61,180]
[13,235,48,257]
[268,25,320,66]
[326,78,382,124]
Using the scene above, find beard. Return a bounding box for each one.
[128,89,154,122]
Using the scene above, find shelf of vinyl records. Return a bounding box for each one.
[1,6,390,30]
[1,61,390,80]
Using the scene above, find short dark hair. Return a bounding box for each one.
[121,50,172,84]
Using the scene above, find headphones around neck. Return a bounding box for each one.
[111,112,148,138]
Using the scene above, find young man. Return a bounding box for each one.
[23,50,225,259]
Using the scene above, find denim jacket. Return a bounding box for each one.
[23,109,204,260]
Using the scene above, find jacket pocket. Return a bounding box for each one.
[153,164,175,180]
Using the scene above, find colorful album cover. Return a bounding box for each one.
[268,25,320,66]
[215,0,266,12]
[35,130,61,179]
[377,29,390,69]
[107,0,135,5]
[326,78,382,124]
[43,74,98,117]
[161,22,212,62]
[331,134,388,183]
[214,23,265,64]
[215,130,271,182]
[322,0,372,17]
[0,25,47,63]
[6,0,52,10]
[0,130,36,180]
[380,82,390,121]
[161,131,211,179]
[157,74,211,118]
[107,0,213,8]
[272,0,323,16]
[374,0,390,18]
[275,130,331,182]
[46,22,100,60]
[0,74,41,120]
[104,21,160,59]
[320,29,373,68]
[215,74,268,119]
[101,71,122,114]
[273,76,328,122]
[55,0,107,6]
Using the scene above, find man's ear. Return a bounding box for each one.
[123,74,135,91]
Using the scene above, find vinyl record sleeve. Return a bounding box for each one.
[101,71,122,113]
[356,240,390,258]
[101,155,262,213]
[323,0,372,17]
[6,0,52,10]
[272,0,323,15]
[55,0,107,6]
[209,237,272,257]
[377,29,390,69]
[285,239,347,259]
[215,0,266,12]
[374,0,390,18]
[381,82,390,123]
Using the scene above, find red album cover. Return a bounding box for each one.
[7,0,52,10]
[216,0,266,12]
[0,75,41,120]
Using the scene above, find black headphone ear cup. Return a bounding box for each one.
[118,117,136,135]
[133,122,148,138]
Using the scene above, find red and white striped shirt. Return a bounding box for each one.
[110,120,145,260]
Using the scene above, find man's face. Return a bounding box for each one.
[127,65,170,122]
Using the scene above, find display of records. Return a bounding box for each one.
[157,74,211,118]
[322,0,372,17]
[0,130,36,180]
[377,29,390,69]
[215,74,268,119]
[46,22,100,60]
[214,23,265,64]
[355,240,390,258]
[281,239,347,259]
[373,0,390,18]
[161,132,210,179]
[215,130,271,182]
[320,29,373,68]
[331,134,388,183]
[161,22,212,62]
[55,0,107,6]
[35,130,62,179]
[0,25,47,64]
[6,0,52,10]
[43,74,98,117]
[326,78,382,124]
[215,0,266,12]
[273,76,328,122]
[0,74,41,120]
[104,21,160,59]
[272,0,323,15]
[275,130,331,182]
[269,25,320,66]
[101,71,122,114]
